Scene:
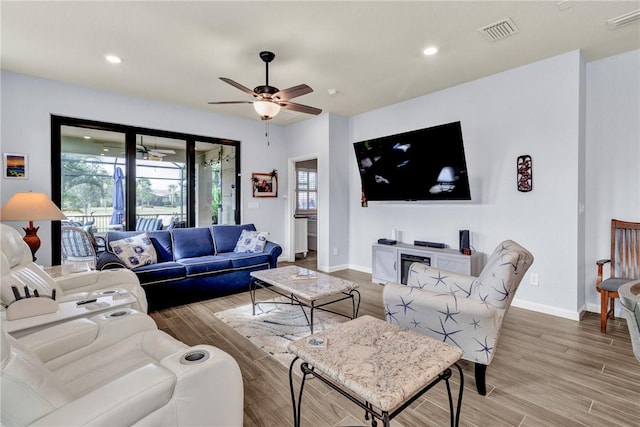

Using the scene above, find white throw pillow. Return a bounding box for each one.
[109,232,157,269]
[234,230,269,253]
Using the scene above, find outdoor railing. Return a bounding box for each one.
[64,213,186,233]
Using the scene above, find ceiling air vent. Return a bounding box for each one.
[607,9,640,30]
[479,18,519,42]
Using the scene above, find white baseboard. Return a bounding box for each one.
[511,298,582,321]
[317,263,350,273]
[584,302,623,317]
[347,264,371,274]
[319,264,599,322]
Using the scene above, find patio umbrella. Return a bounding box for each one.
[110,166,125,225]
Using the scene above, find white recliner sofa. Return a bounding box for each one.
[383,239,533,395]
[1,308,244,426]
[1,224,148,313]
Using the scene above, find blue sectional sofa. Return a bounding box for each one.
[96,224,282,310]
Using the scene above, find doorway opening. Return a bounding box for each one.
[289,157,317,269]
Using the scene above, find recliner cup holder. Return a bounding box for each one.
[180,349,210,365]
[107,309,131,318]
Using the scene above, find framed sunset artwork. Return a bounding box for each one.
[4,153,28,179]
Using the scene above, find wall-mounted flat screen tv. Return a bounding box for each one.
[353,121,471,201]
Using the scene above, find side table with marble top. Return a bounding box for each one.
[288,315,464,427]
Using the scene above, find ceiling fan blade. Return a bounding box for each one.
[219,77,258,97]
[148,151,168,157]
[273,84,313,101]
[278,101,322,115]
[208,101,254,105]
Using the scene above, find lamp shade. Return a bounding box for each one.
[1,192,66,221]
[253,101,281,120]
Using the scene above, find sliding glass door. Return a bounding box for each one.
[196,141,237,226]
[52,116,240,263]
[60,126,126,232]
[134,135,188,229]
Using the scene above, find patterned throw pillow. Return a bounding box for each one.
[109,232,157,269]
[234,230,269,253]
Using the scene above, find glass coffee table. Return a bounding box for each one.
[249,266,360,334]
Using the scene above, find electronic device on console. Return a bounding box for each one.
[414,240,446,249]
[377,238,397,245]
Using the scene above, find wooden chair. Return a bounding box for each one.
[596,219,640,333]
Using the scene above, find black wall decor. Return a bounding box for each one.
[517,155,532,192]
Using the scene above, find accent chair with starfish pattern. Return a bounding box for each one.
[383,239,533,395]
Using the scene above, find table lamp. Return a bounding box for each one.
[1,192,66,261]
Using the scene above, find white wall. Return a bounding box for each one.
[0,71,289,264]
[584,50,640,313]
[283,114,351,272]
[3,48,637,320]
[348,51,585,319]
[283,115,328,266]
[327,114,351,271]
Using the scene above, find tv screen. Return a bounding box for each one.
[353,121,471,201]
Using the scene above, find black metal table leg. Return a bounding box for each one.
[443,363,465,427]
[250,278,257,315]
[289,357,309,427]
[351,289,361,318]
[453,363,464,427]
[310,301,315,334]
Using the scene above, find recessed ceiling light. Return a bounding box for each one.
[83,135,91,139]
[103,148,109,152]
[104,54,123,64]
[423,47,438,56]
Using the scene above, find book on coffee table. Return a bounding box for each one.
[291,269,318,280]
[306,337,327,349]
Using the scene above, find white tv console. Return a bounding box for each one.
[372,242,484,285]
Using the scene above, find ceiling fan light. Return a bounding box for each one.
[253,101,281,120]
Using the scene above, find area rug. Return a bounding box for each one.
[214,297,347,368]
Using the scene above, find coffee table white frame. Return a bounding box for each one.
[288,315,464,427]
[249,266,361,334]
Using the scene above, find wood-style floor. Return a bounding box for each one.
[150,252,640,427]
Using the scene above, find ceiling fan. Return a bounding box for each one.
[208,51,322,120]
[137,137,176,158]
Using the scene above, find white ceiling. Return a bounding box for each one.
[2,1,639,125]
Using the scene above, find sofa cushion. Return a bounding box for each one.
[178,256,232,277]
[147,231,174,262]
[212,224,256,254]
[234,230,269,253]
[172,228,215,260]
[105,231,173,262]
[132,262,186,285]
[224,252,272,270]
[109,233,157,269]
[135,217,164,231]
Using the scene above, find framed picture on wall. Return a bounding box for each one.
[252,172,278,197]
[4,153,28,179]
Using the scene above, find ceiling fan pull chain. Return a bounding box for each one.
[266,121,270,146]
